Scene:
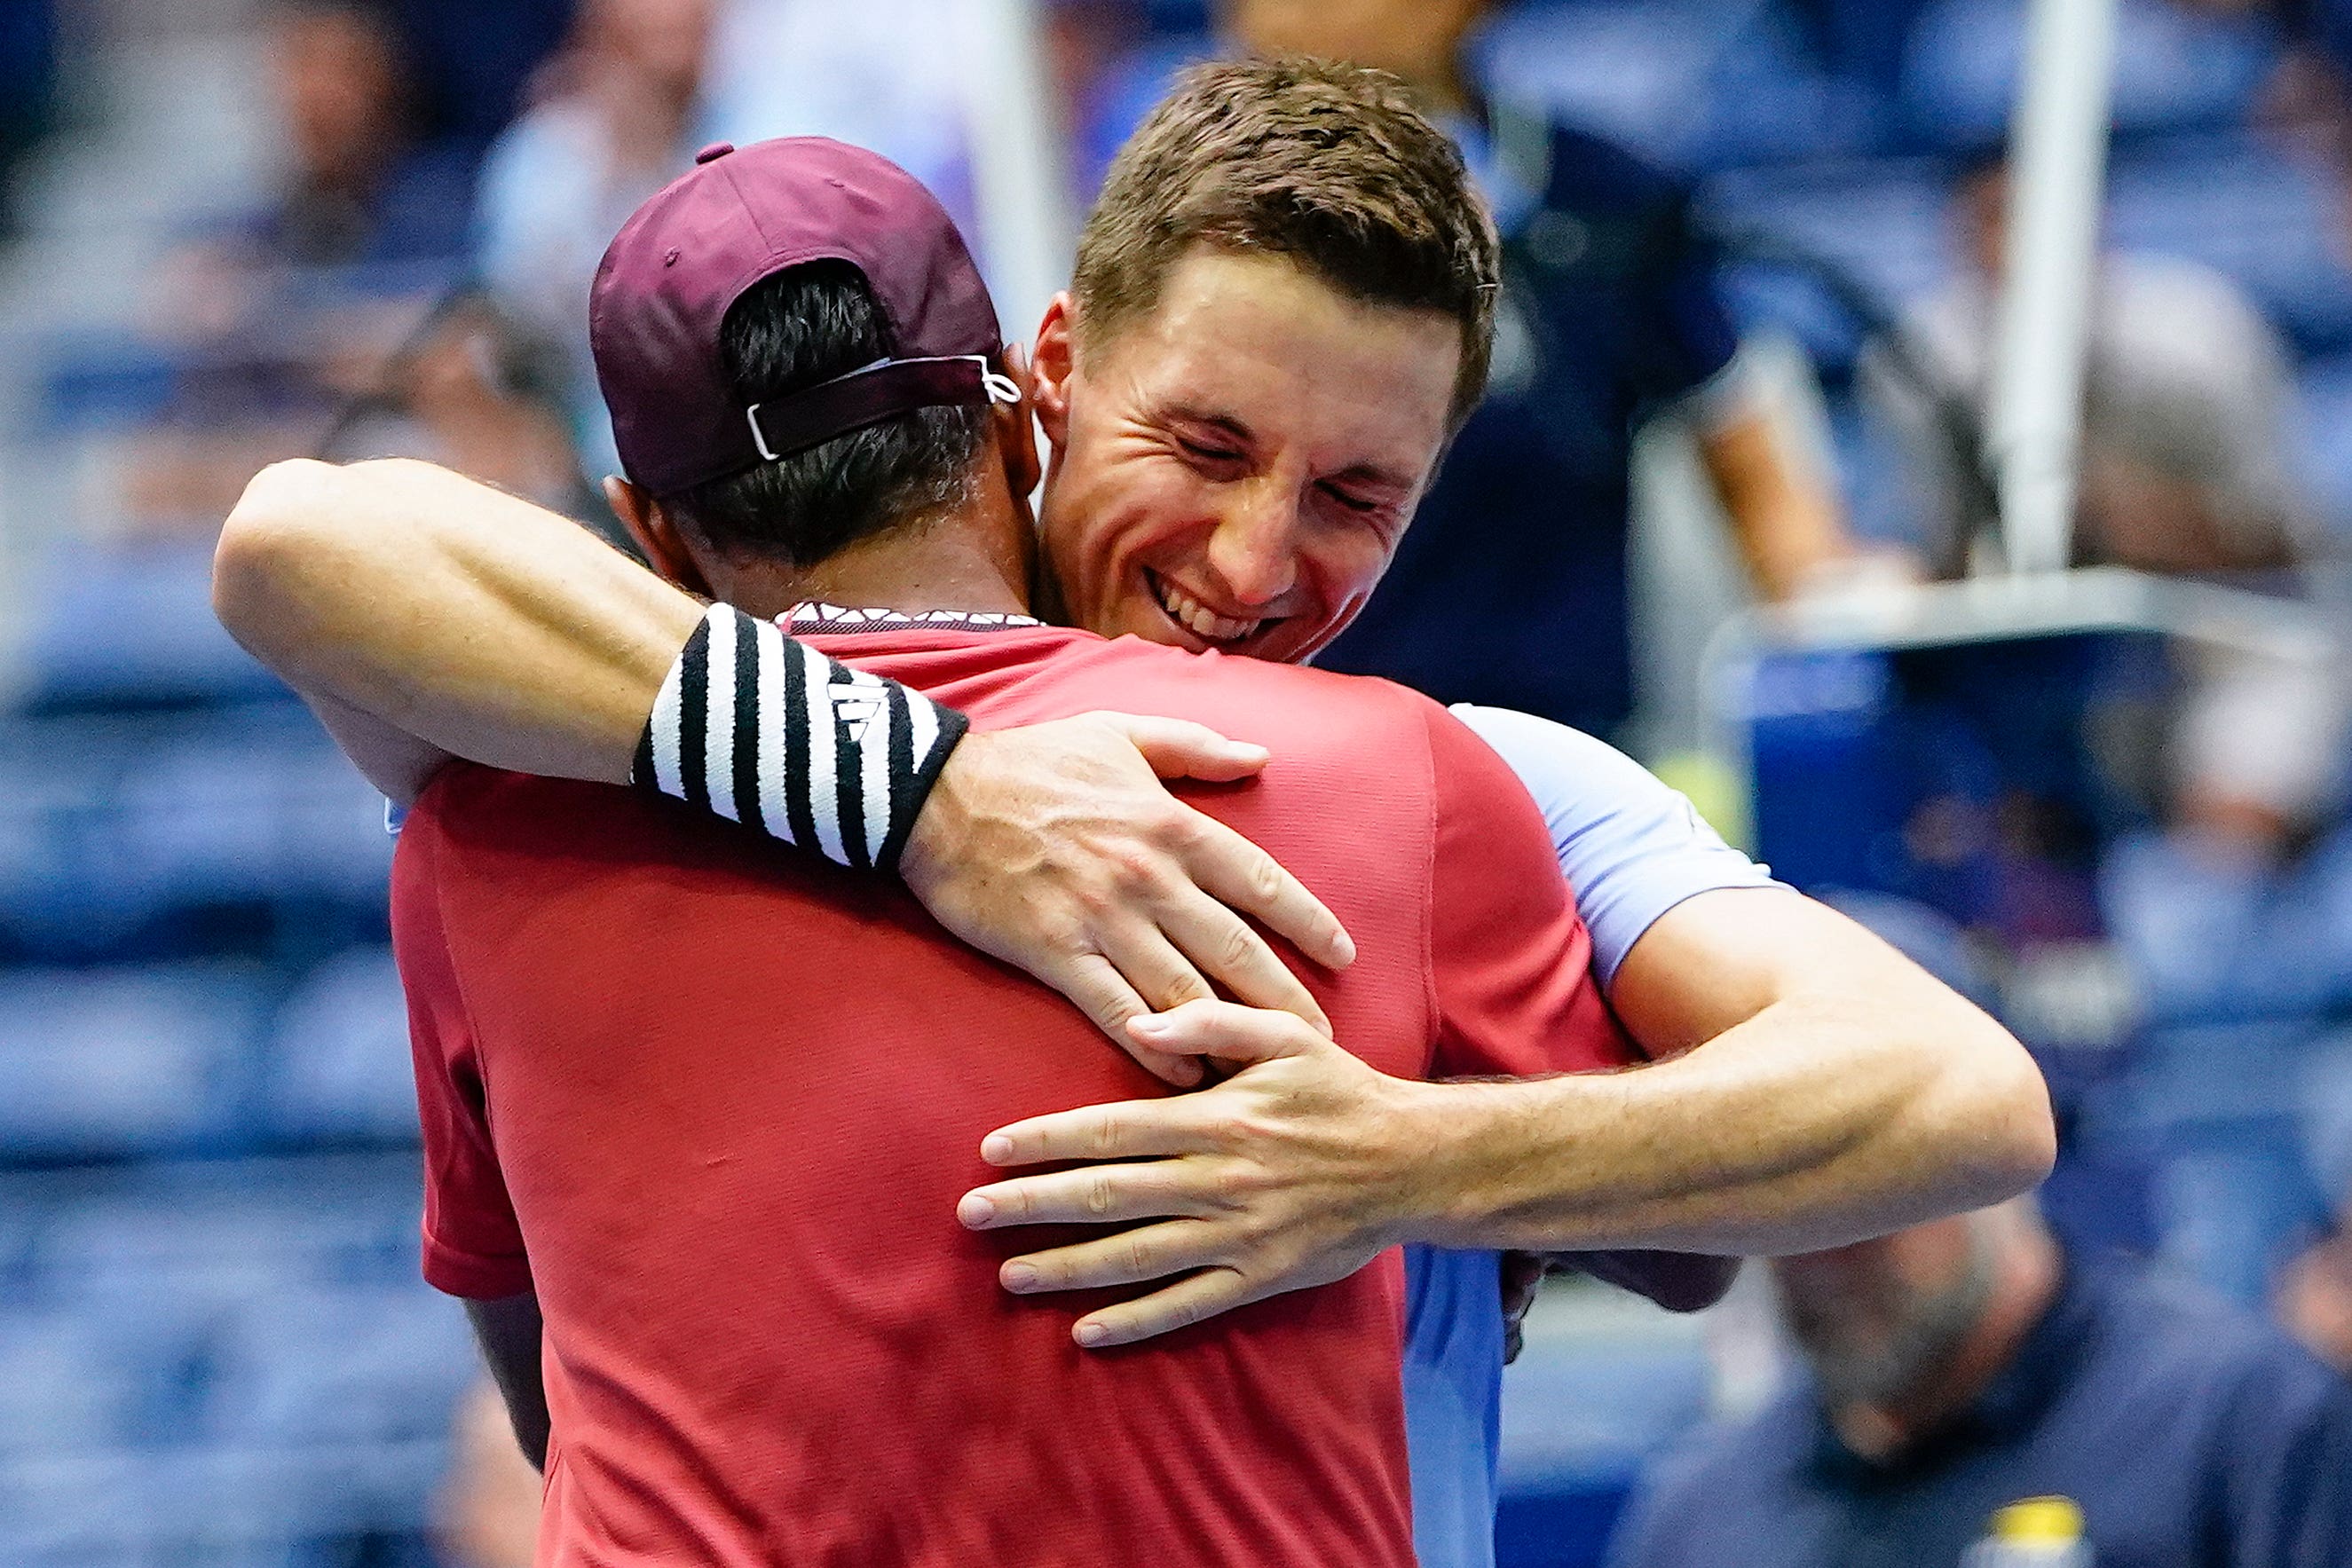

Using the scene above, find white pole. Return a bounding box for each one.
[959,0,1079,344]
[1987,0,2119,575]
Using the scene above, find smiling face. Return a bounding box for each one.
[1030,248,1462,664]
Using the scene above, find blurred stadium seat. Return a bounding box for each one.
[2,1155,450,1564]
[0,965,265,1159]
[1899,0,2278,147]
[266,947,421,1144]
[18,540,286,710]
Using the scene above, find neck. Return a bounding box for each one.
[693,471,1037,625]
[1827,1228,2062,1462]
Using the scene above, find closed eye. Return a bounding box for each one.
[1319,481,1380,514]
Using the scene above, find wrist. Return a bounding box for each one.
[630,603,967,871]
[896,738,977,895]
[1385,1075,1627,1251]
[1371,1077,1502,1249]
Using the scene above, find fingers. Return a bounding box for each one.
[1040,954,1202,1087]
[973,1097,1221,1171]
[992,1218,1221,1296]
[1139,883,1331,1038]
[1127,998,1331,1068]
[1175,809,1355,972]
[1071,1268,1259,1349]
[1088,916,1219,1017]
[960,1167,1199,1232]
[1085,711,1270,783]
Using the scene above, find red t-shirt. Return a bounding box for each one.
[394,622,1638,1567]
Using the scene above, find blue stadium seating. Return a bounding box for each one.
[264,948,421,1144]
[0,705,391,956]
[1,1155,453,1566]
[20,540,287,711]
[0,965,266,1159]
[1899,0,2278,148]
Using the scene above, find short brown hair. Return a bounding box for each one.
[1071,56,1501,429]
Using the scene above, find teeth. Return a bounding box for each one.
[1153,575,1262,644]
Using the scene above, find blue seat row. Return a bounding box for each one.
[0,949,414,1159]
[1709,134,2352,369]
[0,1437,453,1566]
[19,540,287,712]
[0,705,391,958]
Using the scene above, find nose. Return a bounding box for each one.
[1204,482,1300,608]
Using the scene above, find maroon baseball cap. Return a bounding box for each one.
[589,136,1007,497]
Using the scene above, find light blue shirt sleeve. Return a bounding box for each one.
[1450,704,1782,985]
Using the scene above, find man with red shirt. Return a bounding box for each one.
[395,136,1636,1562]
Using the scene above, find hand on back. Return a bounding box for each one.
[898,713,1354,1084]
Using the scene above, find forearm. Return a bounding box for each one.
[215,457,701,788]
[1399,987,2051,1256]
[1700,412,1854,603]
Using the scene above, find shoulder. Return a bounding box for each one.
[1448,705,1777,981]
[1109,637,1460,758]
[2080,1266,2352,1438]
[2104,252,2267,327]
[2099,256,2286,380]
[474,100,609,230]
[1448,705,1678,816]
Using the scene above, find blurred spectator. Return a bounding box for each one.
[0,0,57,234]
[1610,1202,2352,1568]
[2281,1229,2352,1371]
[2283,1050,2352,1371]
[1873,149,2311,579]
[320,292,593,513]
[114,0,493,537]
[387,0,577,154]
[702,0,978,228]
[1184,0,1862,739]
[434,1381,542,1568]
[241,0,473,271]
[473,0,715,482]
[1866,149,2347,852]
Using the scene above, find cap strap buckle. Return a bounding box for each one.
[746,353,1014,466]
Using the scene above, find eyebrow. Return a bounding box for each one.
[1158,404,1258,448]
[1158,404,1420,493]
[1323,460,1419,495]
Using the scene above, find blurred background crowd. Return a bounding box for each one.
[6,0,2352,1564]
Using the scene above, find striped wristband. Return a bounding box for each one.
[629,603,969,872]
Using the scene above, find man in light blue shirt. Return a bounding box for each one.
[1405,705,1780,1568]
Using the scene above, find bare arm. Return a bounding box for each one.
[212,458,1352,1067]
[1696,409,1858,603]
[1402,888,2052,1252]
[959,889,2054,1345]
[464,1291,549,1471]
[214,458,701,804]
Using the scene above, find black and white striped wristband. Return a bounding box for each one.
[628,603,969,873]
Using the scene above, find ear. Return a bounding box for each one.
[604,476,714,598]
[1028,292,1078,452]
[991,343,1042,498]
